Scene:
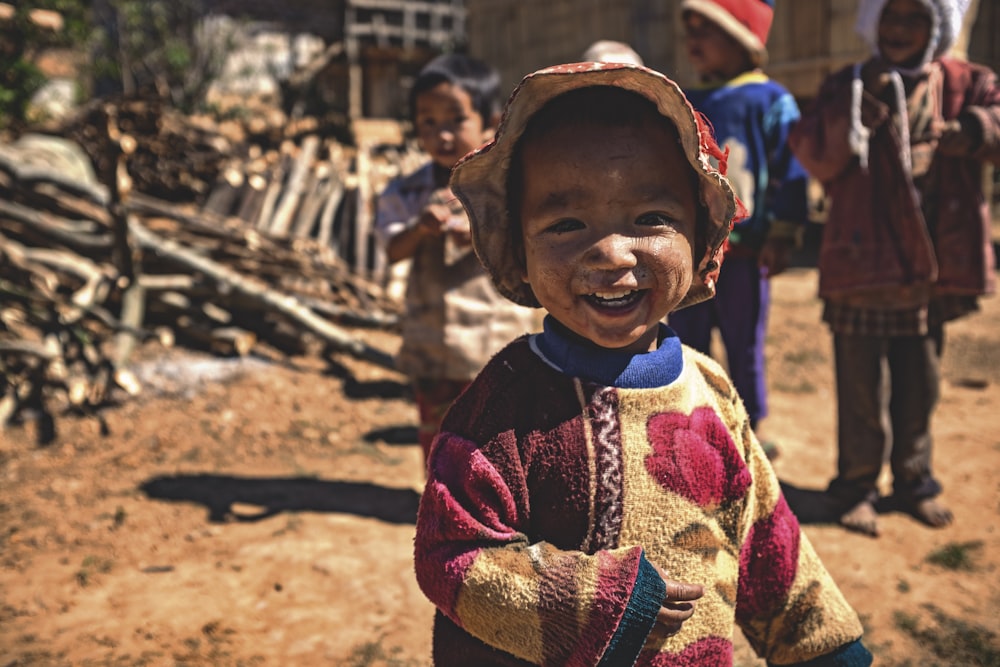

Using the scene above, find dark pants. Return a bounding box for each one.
[668,255,769,427]
[828,328,944,507]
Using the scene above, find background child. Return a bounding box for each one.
[374,54,540,466]
[789,0,1000,536]
[668,0,810,459]
[415,62,871,666]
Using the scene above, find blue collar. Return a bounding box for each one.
[532,316,684,389]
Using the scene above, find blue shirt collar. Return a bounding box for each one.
[531,315,684,389]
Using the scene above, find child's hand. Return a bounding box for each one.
[759,237,793,278]
[860,60,892,97]
[644,562,704,646]
[416,203,453,237]
[937,119,978,157]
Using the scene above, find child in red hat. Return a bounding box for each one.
[669,0,809,461]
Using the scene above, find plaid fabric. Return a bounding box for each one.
[822,302,926,337]
[823,295,978,336]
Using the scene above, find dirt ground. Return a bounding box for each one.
[2,264,1000,667]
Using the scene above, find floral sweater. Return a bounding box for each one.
[414,319,870,666]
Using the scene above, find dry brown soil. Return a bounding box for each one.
[2,265,1000,666]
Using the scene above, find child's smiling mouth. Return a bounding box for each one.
[585,289,645,309]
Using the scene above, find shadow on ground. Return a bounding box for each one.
[779,481,842,524]
[364,425,419,445]
[141,474,421,524]
[324,357,411,400]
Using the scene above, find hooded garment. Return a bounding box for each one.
[855,0,972,70]
[849,0,973,169]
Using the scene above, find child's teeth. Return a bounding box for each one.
[594,290,633,299]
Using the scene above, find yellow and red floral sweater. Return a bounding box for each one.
[414,320,870,666]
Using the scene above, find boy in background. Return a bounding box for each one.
[669,0,810,459]
[789,0,1000,536]
[374,54,539,467]
[414,62,871,667]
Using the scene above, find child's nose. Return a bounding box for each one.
[586,235,638,269]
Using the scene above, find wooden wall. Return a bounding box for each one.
[464,0,677,96]
[464,0,1000,102]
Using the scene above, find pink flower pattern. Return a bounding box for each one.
[644,407,752,507]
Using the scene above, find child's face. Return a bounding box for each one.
[414,82,489,170]
[877,0,933,68]
[517,117,698,354]
[683,11,752,80]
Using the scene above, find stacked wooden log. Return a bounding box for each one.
[1,103,419,441]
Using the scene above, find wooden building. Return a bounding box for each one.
[464,0,1000,102]
[208,0,467,119]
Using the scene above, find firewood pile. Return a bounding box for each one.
[1,100,421,441]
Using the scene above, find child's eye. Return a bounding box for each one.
[546,218,585,234]
[635,212,676,227]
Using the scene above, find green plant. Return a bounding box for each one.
[75,554,113,586]
[894,604,1000,666]
[92,0,238,112]
[0,1,91,129]
[344,638,419,667]
[925,540,983,571]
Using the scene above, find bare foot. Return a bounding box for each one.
[910,498,954,528]
[840,500,880,537]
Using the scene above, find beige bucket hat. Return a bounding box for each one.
[450,61,743,310]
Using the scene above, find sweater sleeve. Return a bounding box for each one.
[964,63,1000,165]
[733,429,868,665]
[763,90,810,232]
[414,430,661,667]
[771,639,873,667]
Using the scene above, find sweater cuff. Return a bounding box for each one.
[597,553,664,667]
[769,639,873,667]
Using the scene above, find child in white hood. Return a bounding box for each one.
[789,0,1000,537]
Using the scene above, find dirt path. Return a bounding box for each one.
[2,266,999,666]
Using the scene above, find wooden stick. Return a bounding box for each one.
[269,135,320,237]
[126,217,396,369]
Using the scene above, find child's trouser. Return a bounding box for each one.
[667,255,769,428]
[827,329,944,507]
[414,377,471,467]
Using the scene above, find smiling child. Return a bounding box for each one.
[413,62,872,667]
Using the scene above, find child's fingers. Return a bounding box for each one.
[655,601,697,637]
[663,580,704,603]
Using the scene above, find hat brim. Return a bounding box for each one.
[451,62,738,310]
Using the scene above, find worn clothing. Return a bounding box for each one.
[788,57,1000,307]
[670,71,808,425]
[683,71,808,250]
[789,53,1000,508]
[414,318,869,666]
[829,331,944,507]
[669,255,770,425]
[374,162,540,382]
